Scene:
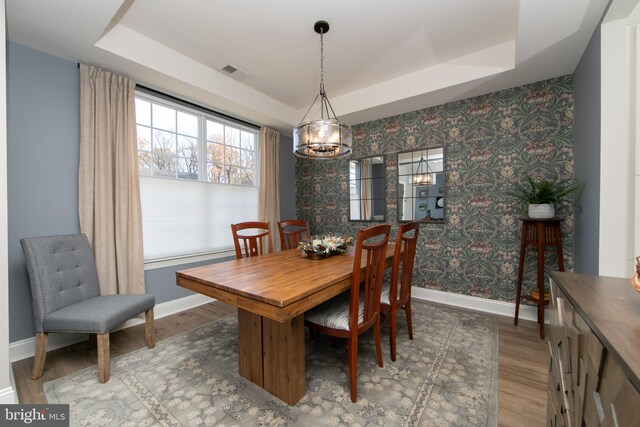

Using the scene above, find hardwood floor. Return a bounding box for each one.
[498,316,548,427]
[12,301,548,426]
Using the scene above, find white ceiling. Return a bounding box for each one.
[6,0,609,134]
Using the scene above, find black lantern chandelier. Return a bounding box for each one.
[293,21,352,159]
[412,156,434,186]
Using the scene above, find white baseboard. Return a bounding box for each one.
[0,386,16,404]
[411,287,544,323]
[10,288,542,362]
[9,364,16,402]
[9,293,214,363]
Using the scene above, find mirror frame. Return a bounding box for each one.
[348,155,386,222]
[397,147,445,224]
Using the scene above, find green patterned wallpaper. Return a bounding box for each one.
[296,75,574,302]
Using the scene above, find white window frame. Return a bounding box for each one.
[135,91,260,268]
[135,92,259,186]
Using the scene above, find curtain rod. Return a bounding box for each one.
[136,85,260,130]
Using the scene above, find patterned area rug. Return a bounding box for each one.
[45,301,498,426]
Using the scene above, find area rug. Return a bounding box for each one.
[44,301,498,426]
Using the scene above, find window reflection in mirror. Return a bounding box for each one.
[397,148,445,223]
[349,156,385,221]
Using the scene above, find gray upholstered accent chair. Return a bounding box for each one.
[20,234,155,383]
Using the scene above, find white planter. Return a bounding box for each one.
[528,203,555,219]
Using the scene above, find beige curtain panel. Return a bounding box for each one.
[78,64,145,295]
[258,127,281,251]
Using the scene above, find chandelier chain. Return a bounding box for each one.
[320,28,325,96]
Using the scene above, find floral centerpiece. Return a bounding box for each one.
[298,234,354,259]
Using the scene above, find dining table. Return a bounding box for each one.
[176,244,396,405]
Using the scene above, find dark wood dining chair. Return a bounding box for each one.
[305,224,391,402]
[380,221,420,362]
[230,221,273,259]
[277,219,310,250]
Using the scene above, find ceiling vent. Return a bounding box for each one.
[218,63,248,80]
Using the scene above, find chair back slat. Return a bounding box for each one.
[349,224,391,331]
[391,221,420,306]
[231,221,273,260]
[277,220,310,250]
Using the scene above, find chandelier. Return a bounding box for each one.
[412,156,434,186]
[293,20,352,159]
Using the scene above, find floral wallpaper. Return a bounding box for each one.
[296,75,575,302]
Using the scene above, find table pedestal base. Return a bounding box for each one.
[238,309,305,405]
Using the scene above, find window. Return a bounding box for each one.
[135,92,260,262]
[349,161,358,197]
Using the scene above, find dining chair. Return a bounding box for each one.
[230,221,273,259]
[380,221,420,362]
[277,219,310,250]
[305,223,391,402]
[20,234,155,383]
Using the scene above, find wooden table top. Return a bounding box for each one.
[177,244,396,310]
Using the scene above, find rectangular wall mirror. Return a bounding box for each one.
[349,156,385,221]
[398,148,445,223]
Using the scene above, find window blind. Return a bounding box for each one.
[140,176,258,260]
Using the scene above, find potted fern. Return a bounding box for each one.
[511,176,583,219]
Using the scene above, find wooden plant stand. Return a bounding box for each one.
[514,217,564,339]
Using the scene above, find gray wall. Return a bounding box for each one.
[572,22,602,274]
[279,133,297,220]
[7,42,81,342]
[7,42,298,343]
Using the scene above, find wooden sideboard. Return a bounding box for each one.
[547,272,640,426]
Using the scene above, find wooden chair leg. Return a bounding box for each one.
[31,332,48,380]
[389,308,397,362]
[348,337,358,402]
[97,332,110,383]
[145,308,155,348]
[405,300,414,340]
[374,317,383,368]
[514,222,527,325]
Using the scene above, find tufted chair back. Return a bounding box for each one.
[20,234,101,332]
